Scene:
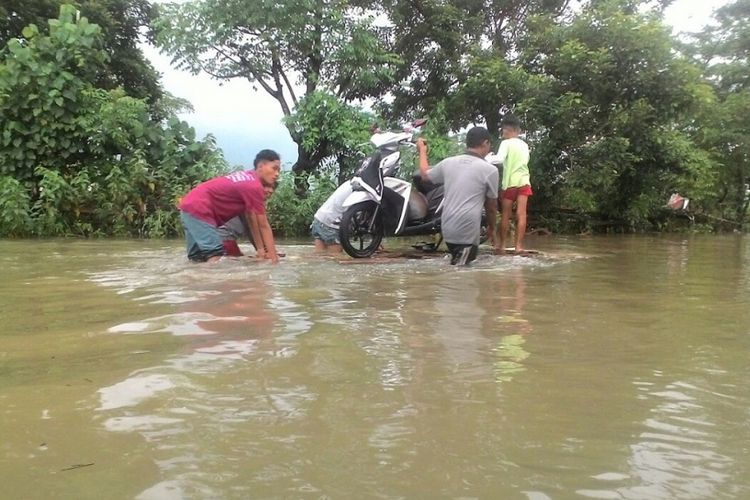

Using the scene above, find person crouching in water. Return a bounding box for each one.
[219,183,276,257]
[311,181,354,253]
[178,150,281,263]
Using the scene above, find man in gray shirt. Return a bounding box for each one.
[417,127,499,265]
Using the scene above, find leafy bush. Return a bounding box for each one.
[266,172,337,237]
[0,176,31,236]
[0,6,226,238]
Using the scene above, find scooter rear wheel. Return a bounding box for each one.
[340,201,384,258]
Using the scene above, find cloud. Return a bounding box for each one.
[663,0,726,33]
[142,45,298,167]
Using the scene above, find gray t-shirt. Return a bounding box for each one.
[218,215,250,241]
[428,153,499,245]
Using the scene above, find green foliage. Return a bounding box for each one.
[0,6,226,238]
[689,0,750,226]
[0,176,32,236]
[383,0,570,122]
[285,92,373,154]
[266,172,337,237]
[284,91,374,182]
[386,0,721,231]
[0,0,162,102]
[0,7,106,180]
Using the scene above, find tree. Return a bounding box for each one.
[515,1,715,228]
[379,0,571,128]
[155,0,401,180]
[283,91,374,184]
[690,0,750,225]
[0,0,162,103]
[0,9,109,181]
[0,6,226,237]
[393,0,714,230]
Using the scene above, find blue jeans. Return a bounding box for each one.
[180,211,225,262]
[311,219,340,245]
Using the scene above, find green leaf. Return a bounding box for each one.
[22,25,39,40]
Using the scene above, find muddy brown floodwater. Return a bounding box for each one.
[1,235,748,499]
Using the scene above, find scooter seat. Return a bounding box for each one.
[412,174,440,195]
[407,190,429,222]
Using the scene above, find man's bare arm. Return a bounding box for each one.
[416,138,430,179]
[484,197,499,250]
[257,213,279,264]
[246,212,266,258]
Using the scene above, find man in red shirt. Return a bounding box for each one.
[179,150,281,263]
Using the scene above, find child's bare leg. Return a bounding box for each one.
[500,198,514,254]
[327,243,343,254]
[515,195,529,252]
[314,239,327,253]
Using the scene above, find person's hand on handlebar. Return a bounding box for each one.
[416,138,430,179]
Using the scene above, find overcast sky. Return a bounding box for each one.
[144,0,728,168]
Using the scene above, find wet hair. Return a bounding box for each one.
[254,149,280,168]
[501,114,522,130]
[465,126,492,149]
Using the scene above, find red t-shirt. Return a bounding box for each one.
[179,171,265,226]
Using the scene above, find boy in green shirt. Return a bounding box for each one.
[489,114,532,254]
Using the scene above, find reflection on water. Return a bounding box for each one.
[1,236,749,498]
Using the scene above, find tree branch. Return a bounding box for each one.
[337,71,354,99]
[269,54,293,115]
[202,67,247,80]
[278,64,298,106]
[208,43,244,67]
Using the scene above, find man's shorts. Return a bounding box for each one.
[222,240,243,257]
[501,185,533,202]
[447,243,478,266]
[311,219,340,245]
[180,211,225,262]
[218,215,250,257]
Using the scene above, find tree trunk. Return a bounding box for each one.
[291,144,316,195]
[486,114,500,149]
[338,157,347,186]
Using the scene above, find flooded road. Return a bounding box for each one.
[1,236,749,499]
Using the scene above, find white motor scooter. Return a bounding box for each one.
[337,119,450,258]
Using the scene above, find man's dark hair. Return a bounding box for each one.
[254,149,280,168]
[465,126,492,149]
[501,114,522,130]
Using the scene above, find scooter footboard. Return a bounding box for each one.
[381,188,406,235]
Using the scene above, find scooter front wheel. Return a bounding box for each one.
[339,201,384,258]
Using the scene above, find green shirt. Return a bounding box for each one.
[496,137,530,189]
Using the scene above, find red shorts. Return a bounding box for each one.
[501,185,533,202]
[222,240,243,257]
